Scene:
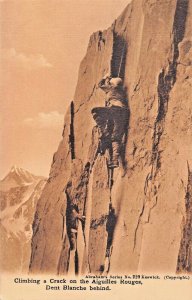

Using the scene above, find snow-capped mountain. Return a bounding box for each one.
[0,165,45,191]
[0,166,46,273]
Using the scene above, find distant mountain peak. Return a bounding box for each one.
[10,165,24,175]
[0,166,46,192]
[10,165,19,172]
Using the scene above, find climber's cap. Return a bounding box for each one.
[110,77,123,87]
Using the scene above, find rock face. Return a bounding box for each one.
[30,0,192,274]
[0,166,46,273]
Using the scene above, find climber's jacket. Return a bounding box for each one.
[98,76,127,108]
[93,75,128,143]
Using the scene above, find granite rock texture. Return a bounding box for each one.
[30,0,192,274]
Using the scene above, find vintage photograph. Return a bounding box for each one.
[0,0,192,298]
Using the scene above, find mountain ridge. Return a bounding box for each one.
[0,166,46,273]
[0,165,45,192]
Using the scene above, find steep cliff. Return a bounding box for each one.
[30,0,192,274]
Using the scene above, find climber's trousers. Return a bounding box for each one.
[91,106,128,141]
[109,106,128,142]
[68,231,77,251]
[108,141,121,167]
[91,106,128,166]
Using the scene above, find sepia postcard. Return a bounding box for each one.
[0,0,192,299]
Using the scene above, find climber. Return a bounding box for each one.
[106,203,117,257]
[91,74,128,168]
[66,201,85,251]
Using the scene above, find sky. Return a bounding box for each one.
[0,0,130,179]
